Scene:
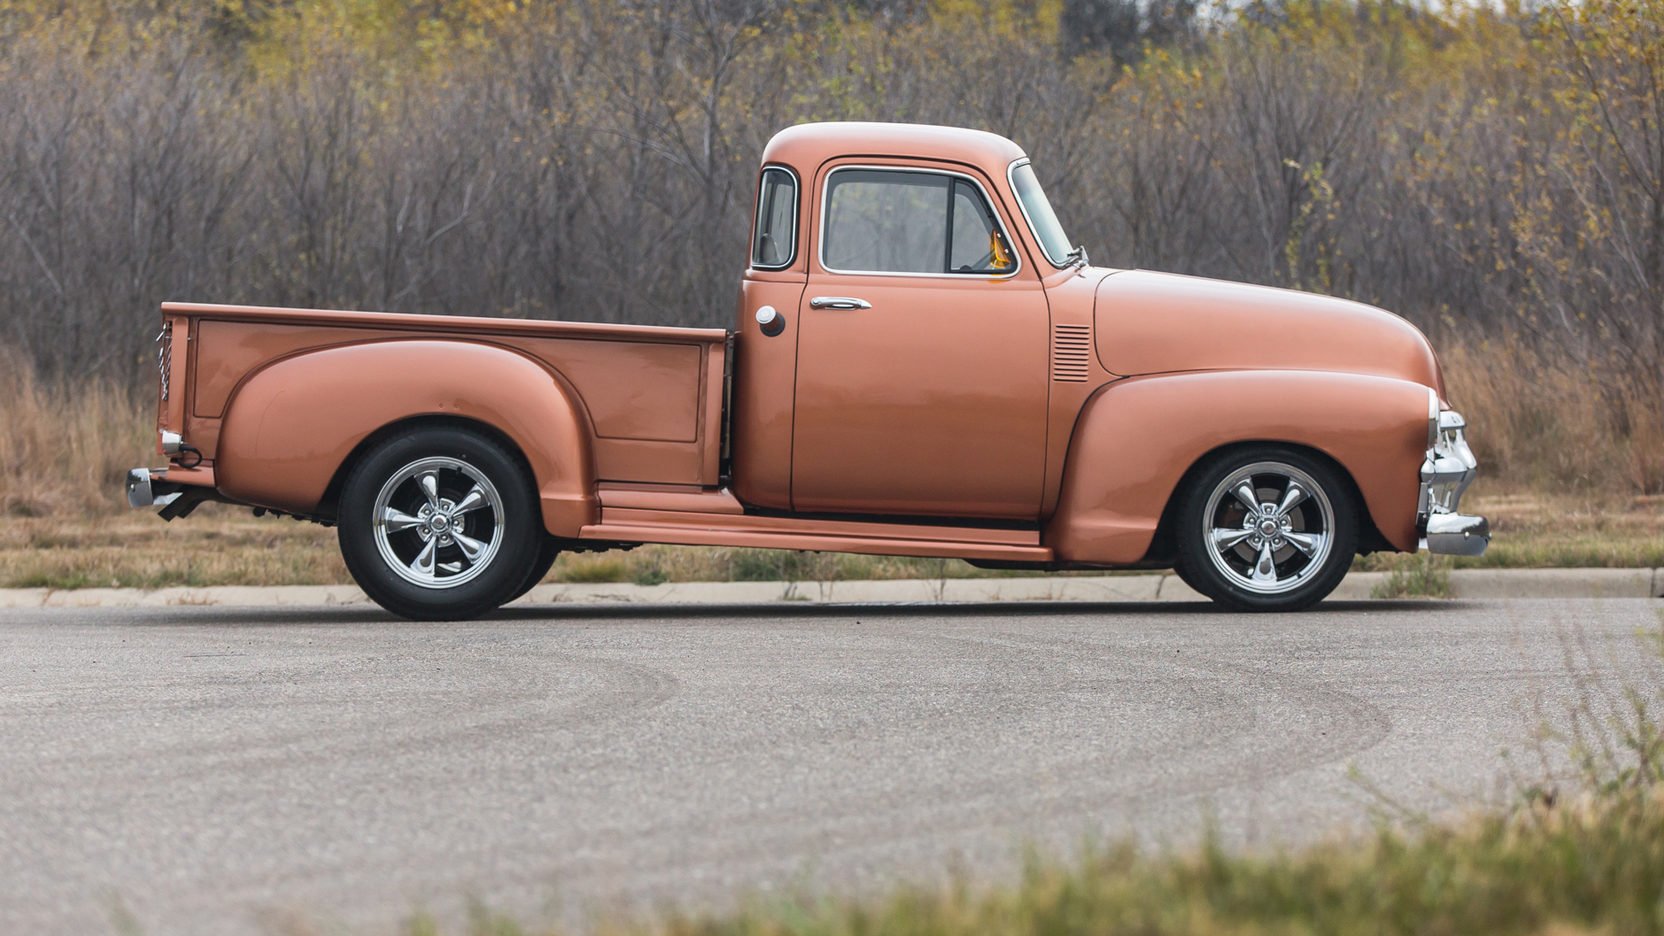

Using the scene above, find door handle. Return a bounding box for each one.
[809,296,872,311]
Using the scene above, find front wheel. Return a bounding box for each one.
[338,426,541,621]
[1173,447,1358,612]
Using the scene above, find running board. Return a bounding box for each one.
[578,522,1052,562]
[581,491,1051,562]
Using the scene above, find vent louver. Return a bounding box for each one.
[1051,323,1091,382]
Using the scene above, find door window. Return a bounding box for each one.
[821,168,1016,276]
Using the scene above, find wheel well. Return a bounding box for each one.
[316,415,537,522]
[1142,441,1391,565]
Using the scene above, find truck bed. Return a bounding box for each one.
[159,302,730,488]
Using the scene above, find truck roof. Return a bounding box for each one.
[760,122,1029,181]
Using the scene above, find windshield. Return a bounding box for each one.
[1009,162,1074,267]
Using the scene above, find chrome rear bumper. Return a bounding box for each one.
[1418,403,1489,556]
[125,468,180,509]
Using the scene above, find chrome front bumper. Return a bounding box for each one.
[1418,403,1489,556]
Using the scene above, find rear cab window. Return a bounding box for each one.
[752,167,798,269]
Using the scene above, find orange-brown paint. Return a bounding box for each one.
[214,340,599,535]
[1046,371,1432,562]
[142,122,1459,571]
[1093,270,1445,392]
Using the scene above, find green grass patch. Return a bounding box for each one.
[1367,554,1455,599]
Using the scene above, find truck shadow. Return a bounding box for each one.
[129,599,1455,627]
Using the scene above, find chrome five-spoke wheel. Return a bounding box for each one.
[1201,462,1333,596]
[1176,447,1357,612]
[373,456,505,589]
[339,426,540,621]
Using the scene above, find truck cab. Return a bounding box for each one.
[733,124,1056,520]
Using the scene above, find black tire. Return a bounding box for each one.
[1173,446,1357,612]
[1169,560,1207,597]
[338,426,541,621]
[507,535,561,604]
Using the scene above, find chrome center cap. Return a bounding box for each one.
[1258,518,1278,537]
[431,514,450,532]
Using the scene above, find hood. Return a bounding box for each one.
[1094,270,1442,394]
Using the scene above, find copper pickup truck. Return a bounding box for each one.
[127,121,1487,619]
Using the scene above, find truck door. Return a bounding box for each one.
[792,162,1050,520]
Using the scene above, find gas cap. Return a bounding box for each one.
[755,305,785,337]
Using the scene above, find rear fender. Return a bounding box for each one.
[216,340,596,535]
[1046,370,1430,563]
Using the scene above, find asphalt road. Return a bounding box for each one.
[2,598,1660,935]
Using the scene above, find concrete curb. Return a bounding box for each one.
[1,568,1660,610]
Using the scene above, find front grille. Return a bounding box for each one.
[156,321,172,402]
[1051,323,1091,382]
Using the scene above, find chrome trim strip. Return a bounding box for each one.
[1007,157,1069,269]
[815,164,1022,280]
[750,164,800,271]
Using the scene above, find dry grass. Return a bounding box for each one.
[1454,490,1664,568]
[1442,341,1664,495]
[0,508,1000,590]
[1,507,348,590]
[0,349,154,518]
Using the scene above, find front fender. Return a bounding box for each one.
[1045,370,1431,563]
[216,339,596,535]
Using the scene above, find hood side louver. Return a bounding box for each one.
[1052,323,1090,382]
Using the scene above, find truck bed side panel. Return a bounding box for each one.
[170,303,727,490]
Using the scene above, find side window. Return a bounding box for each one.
[823,170,947,273]
[752,167,797,269]
[822,169,1015,275]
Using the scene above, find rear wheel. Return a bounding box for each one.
[338,426,540,621]
[1173,447,1357,612]
[507,535,561,604]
